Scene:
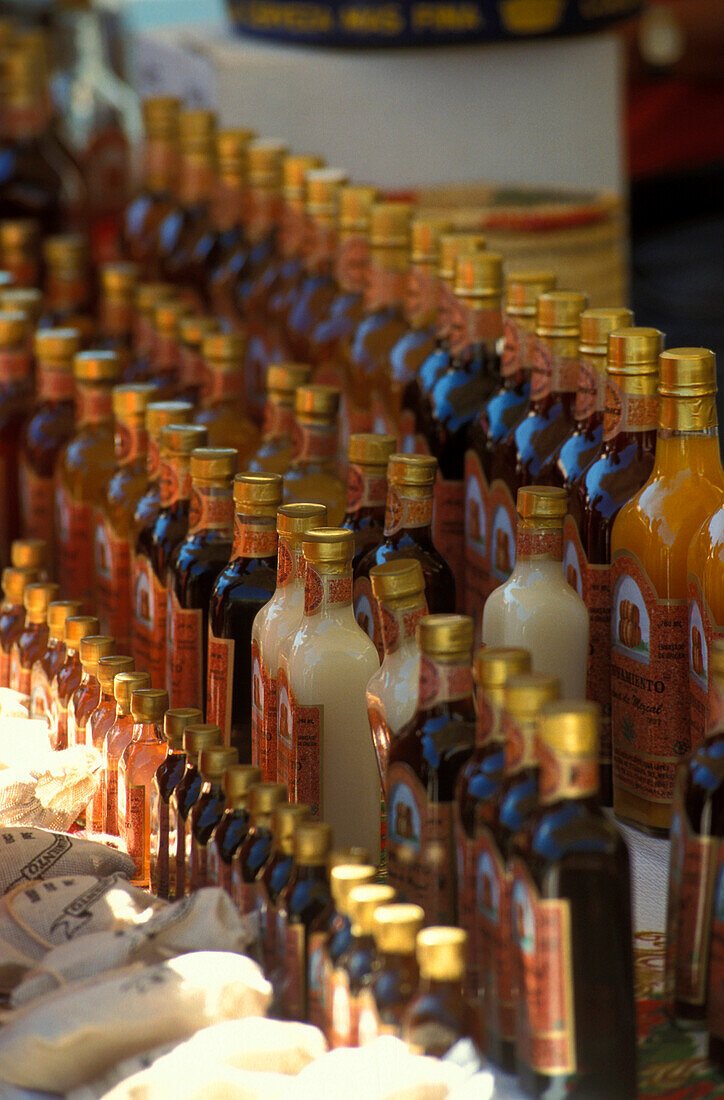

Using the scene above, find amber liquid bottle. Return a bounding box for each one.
[30,599,82,727]
[232,780,288,915]
[355,454,456,656]
[207,763,262,897]
[68,634,115,749]
[402,927,473,1058]
[86,654,135,835]
[208,473,281,758]
[52,615,100,752]
[55,350,120,610]
[0,309,34,565]
[0,568,38,687]
[189,745,239,892]
[328,883,395,1049]
[145,300,188,398]
[167,447,237,710]
[95,384,157,654]
[205,128,256,318]
[132,399,194,539]
[152,706,202,899]
[97,262,138,379]
[39,235,94,342]
[256,802,311,981]
[178,314,219,405]
[249,362,311,475]
[124,96,180,280]
[386,614,475,924]
[341,432,396,582]
[357,902,424,1045]
[283,384,346,525]
[0,220,41,290]
[129,282,173,383]
[170,722,222,898]
[102,670,151,837]
[118,687,170,889]
[564,327,662,806]
[9,581,59,696]
[195,333,260,464]
[511,702,637,1099]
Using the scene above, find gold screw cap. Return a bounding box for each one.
[23,582,59,623]
[439,233,487,280]
[142,96,181,139]
[79,635,115,676]
[516,485,567,520]
[505,271,557,316]
[273,803,312,855]
[306,167,348,216]
[474,646,531,689]
[190,447,238,481]
[504,673,561,723]
[146,400,193,438]
[536,291,589,338]
[348,433,396,467]
[101,262,138,296]
[0,310,29,346]
[387,453,438,487]
[2,567,38,605]
[11,539,46,570]
[370,202,412,248]
[114,671,151,714]
[154,300,189,335]
[370,558,425,603]
[247,139,287,187]
[224,764,263,807]
[202,333,245,364]
[112,383,157,419]
[339,186,379,232]
[294,384,340,419]
[250,781,288,819]
[283,153,324,197]
[160,423,208,455]
[607,327,663,375]
[234,472,283,509]
[179,108,216,154]
[267,363,312,396]
[579,308,634,356]
[330,864,378,912]
[303,527,354,566]
[417,927,467,981]
[295,820,333,865]
[454,252,504,298]
[418,614,474,659]
[658,348,717,397]
[180,315,220,348]
[64,616,101,648]
[411,217,452,264]
[348,884,396,936]
[43,234,86,271]
[97,655,135,693]
[183,724,223,760]
[164,707,203,746]
[131,687,169,723]
[538,701,599,758]
[199,746,239,781]
[373,903,425,954]
[217,128,256,170]
[277,503,327,537]
[73,350,119,385]
[47,600,83,642]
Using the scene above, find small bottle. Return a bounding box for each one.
[103,670,151,837]
[68,634,115,749]
[170,723,222,898]
[0,309,34,563]
[232,780,288,914]
[146,300,188,397]
[133,399,194,538]
[483,487,589,698]
[256,801,311,978]
[341,433,397,581]
[124,96,180,279]
[56,350,120,609]
[208,472,282,756]
[317,863,379,1035]
[251,502,327,781]
[358,903,424,1044]
[167,447,237,710]
[152,706,203,899]
[511,702,637,1098]
[611,349,724,834]
[133,421,207,689]
[87,654,135,835]
[688,501,724,747]
[10,539,47,575]
[207,763,262,897]
[30,599,82,726]
[95,383,157,653]
[39,235,94,340]
[0,568,39,688]
[386,614,475,924]
[0,219,41,289]
[131,283,173,382]
[52,615,100,751]
[196,334,260,464]
[118,687,170,889]
[279,528,380,858]
[189,745,239,892]
[283,384,346,525]
[206,128,256,319]
[402,927,472,1057]
[97,263,138,378]
[250,362,312,475]
[177,314,219,405]
[329,883,396,1049]
[10,582,59,696]
[355,454,455,659]
[19,328,80,559]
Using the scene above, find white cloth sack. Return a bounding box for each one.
[99,1063,290,1100]
[0,829,135,894]
[0,746,102,832]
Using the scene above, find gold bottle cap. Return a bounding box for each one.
[283,153,324,198]
[112,383,157,419]
[142,96,181,139]
[411,217,452,264]
[47,600,83,641]
[224,764,263,807]
[339,185,379,232]
[348,433,397,467]
[247,139,287,187]
[504,673,561,722]
[23,582,59,623]
[277,502,328,537]
[154,300,188,335]
[0,219,38,250]
[182,724,223,759]
[474,646,531,689]
[348,884,396,936]
[658,348,717,397]
[0,310,29,345]
[64,615,100,648]
[2,289,43,326]
[101,262,138,296]
[303,527,354,565]
[190,447,238,481]
[136,283,174,316]
[329,846,370,869]
[131,687,169,723]
[387,453,438,487]
[267,362,312,396]
[147,401,194,438]
[216,128,256,171]
[295,820,333,865]
[417,927,467,981]
[306,168,348,216]
[373,903,425,954]
[438,233,487,281]
[160,423,208,455]
[505,271,557,317]
[202,333,246,367]
[73,350,119,385]
[418,614,474,659]
[179,108,216,154]
[114,671,151,713]
[579,308,634,356]
[11,539,46,570]
[711,639,724,680]
[538,701,599,758]
[2,567,38,606]
[454,252,504,298]
[536,291,589,338]
[79,635,115,675]
[273,803,312,854]
[294,384,340,419]
[370,202,412,248]
[370,558,425,603]
[249,781,288,817]
[330,864,377,911]
[199,745,239,781]
[43,234,86,271]
[180,315,220,349]
[607,327,663,375]
[164,707,203,746]
[234,472,283,509]
[97,654,135,693]
[517,485,567,520]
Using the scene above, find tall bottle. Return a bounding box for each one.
[341,433,396,578]
[283,384,346,525]
[152,706,203,900]
[9,582,59,696]
[0,220,41,290]
[386,614,475,923]
[132,398,194,538]
[133,421,207,688]
[251,502,327,782]
[249,362,311,475]
[278,529,380,858]
[196,334,260,463]
[39,235,94,340]
[0,308,34,564]
[314,863,378,1033]
[30,599,82,725]
[87,654,135,835]
[96,263,138,378]
[611,348,724,834]
[102,669,151,837]
[189,745,239,892]
[95,383,156,652]
[687,501,724,748]
[119,688,170,890]
[170,723,222,899]
[354,454,455,656]
[0,568,38,687]
[68,634,115,749]
[511,702,637,1098]
[124,96,180,279]
[207,763,262,897]
[232,781,288,914]
[357,902,424,1045]
[55,350,120,609]
[52,615,100,751]
[208,473,281,756]
[564,327,662,805]
[401,927,472,1058]
[483,486,589,697]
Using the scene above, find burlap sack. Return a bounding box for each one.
[0,747,102,832]
[0,829,135,894]
[0,951,272,1092]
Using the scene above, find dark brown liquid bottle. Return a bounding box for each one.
[328,883,395,1049]
[9,581,59,697]
[124,96,180,280]
[130,282,173,382]
[170,722,222,899]
[341,432,396,576]
[0,309,34,565]
[152,706,202,900]
[0,220,41,290]
[402,927,474,1058]
[256,801,311,982]
[314,862,378,1034]
[52,615,100,752]
[206,128,256,319]
[207,763,262,898]
[30,598,82,727]
[39,235,95,343]
[196,333,260,465]
[132,399,194,540]
[249,361,311,476]
[231,780,288,915]
[189,745,239,892]
[357,902,424,1044]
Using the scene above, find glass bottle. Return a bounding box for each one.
[19,327,80,562]
[358,902,424,1044]
[0,567,38,688]
[189,745,239,892]
[206,128,256,319]
[0,288,43,332]
[68,634,115,749]
[177,314,219,406]
[511,702,637,1099]
[483,486,589,697]
[279,528,380,858]
[152,706,202,899]
[132,398,194,538]
[256,802,311,982]
[96,262,138,378]
[315,863,378,1035]
[402,927,473,1057]
[95,383,157,653]
[145,300,188,398]
[10,581,59,696]
[52,614,100,752]
[0,309,34,564]
[118,688,170,890]
[195,333,260,464]
[10,539,47,575]
[130,282,173,382]
[207,763,262,897]
[249,362,311,475]
[611,348,724,834]
[0,220,41,290]
[341,432,397,581]
[102,669,151,837]
[386,614,474,924]
[133,421,207,688]
[251,502,327,782]
[30,599,82,726]
[170,723,222,899]
[124,96,180,280]
[231,780,288,914]
[688,501,724,748]
[55,350,120,609]
[39,235,94,341]
[329,883,395,1049]
[564,327,662,806]
[86,653,135,836]
[167,447,237,711]
[283,384,346,525]
[208,473,281,757]
[355,454,456,656]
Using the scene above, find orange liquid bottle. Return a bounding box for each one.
[196,333,260,465]
[103,669,151,837]
[249,362,311,475]
[611,348,724,834]
[86,654,135,836]
[52,615,99,751]
[133,399,194,540]
[9,581,59,696]
[39,235,94,343]
[0,568,38,687]
[152,706,203,900]
[68,634,115,749]
[118,687,169,889]
[130,282,173,382]
[0,219,41,289]
[283,384,347,525]
[30,598,81,726]
[123,96,180,281]
[0,308,34,564]
[687,500,724,747]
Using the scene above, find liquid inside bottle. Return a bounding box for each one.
[249,362,311,476]
[206,763,261,897]
[283,384,346,525]
[53,615,100,752]
[402,927,473,1058]
[169,722,222,898]
[357,902,424,1045]
[87,654,135,836]
[118,687,170,889]
[102,670,151,837]
[153,706,203,899]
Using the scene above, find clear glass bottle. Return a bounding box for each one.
[283,384,346,525]
[0,309,34,564]
[189,745,239,893]
[30,599,82,727]
[102,669,151,837]
[0,220,41,290]
[118,687,170,890]
[10,581,59,697]
[329,883,395,1049]
[170,723,222,899]
[52,614,99,752]
[96,262,138,378]
[87,654,135,836]
[124,96,180,280]
[130,282,173,382]
[68,634,115,749]
[132,399,194,539]
[207,763,262,897]
[177,314,219,405]
[196,333,260,465]
[39,235,94,341]
[208,473,281,758]
[152,706,203,900]
[232,780,288,914]
[0,567,38,688]
[402,927,473,1057]
[249,362,311,475]
[358,902,424,1045]
[256,802,311,983]
[341,433,397,586]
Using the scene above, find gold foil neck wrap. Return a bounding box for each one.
[330,864,377,911]
[416,926,467,981]
[73,351,119,385]
[179,108,216,155]
[63,616,100,649]
[373,903,425,954]
[250,781,288,816]
[79,635,115,676]
[418,614,474,659]
[216,128,256,173]
[2,568,39,606]
[47,600,83,642]
[454,252,504,299]
[199,746,238,781]
[136,283,174,317]
[504,673,561,723]
[277,503,327,537]
[370,202,412,248]
[247,140,287,189]
[536,291,588,338]
[370,558,425,604]
[283,154,324,199]
[438,232,487,281]
[97,655,135,693]
[306,167,348,217]
[11,539,46,570]
[202,333,245,364]
[142,96,180,140]
[505,271,557,318]
[579,307,634,356]
[154,300,188,335]
[180,315,220,349]
[157,420,203,457]
[0,310,29,346]
[233,472,283,512]
[183,724,223,760]
[274,803,312,855]
[387,453,437,488]
[131,687,169,723]
[348,433,396,467]
[190,447,238,481]
[538,701,599,758]
[101,262,138,297]
[303,527,354,566]
[112,383,157,420]
[607,327,663,375]
[224,764,263,807]
[411,217,452,264]
[516,485,567,521]
[474,646,531,689]
[267,362,312,397]
[295,384,340,419]
[339,186,379,233]
[113,671,151,714]
[295,820,333,864]
[164,707,203,745]
[658,348,718,431]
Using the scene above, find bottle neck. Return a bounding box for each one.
[295,861,328,884]
[232,511,277,560]
[143,136,178,193]
[178,154,215,207]
[101,298,134,341]
[383,484,434,540]
[153,330,179,374]
[76,384,113,427]
[417,653,474,710]
[346,462,388,516]
[278,198,306,259]
[46,269,88,312]
[378,949,418,979]
[291,418,337,466]
[538,742,598,805]
[263,397,295,441]
[475,688,507,748]
[159,452,193,509]
[404,261,438,329]
[114,418,148,468]
[530,334,579,405]
[364,250,406,312]
[188,481,234,538]
[515,518,563,564]
[132,718,164,744]
[336,232,370,295]
[447,298,503,360]
[36,361,75,403]
[0,344,31,387]
[24,619,46,634]
[211,173,246,232]
[434,280,455,341]
[503,712,538,774]
[199,365,244,407]
[573,352,607,424]
[602,371,659,445]
[379,595,427,659]
[418,975,464,998]
[146,434,162,485]
[501,315,535,382]
[201,776,224,797]
[276,535,305,591]
[652,395,721,477]
[303,562,354,619]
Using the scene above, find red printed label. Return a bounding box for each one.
[126,784,147,883]
[688,573,722,752]
[0,349,30,383]
[291,423,337,464]
[188,488,234,536]
[384,488,433,537]
[77,387,112,425]
[277,537,295,588]
[353,573,382,660]
[432,475,464,606]
[553,356,582,394]
[706,842,724,1039]
[37,368,75,402]
[233,516,277,559]
[207,629,235,746]
[132,554,167,690]
[346,465,388,513]
[277,663,323,816]
[364,265,406,312]
[477,826,516,1043]
[19,463,55,546]
[464,449,490,627]
[501,318,522,379]
[530,341,553,401]
[251,640,277,781]
[603,381,659,441]
[418,656,473,709]
[304,566,352,616]
[574,360,604,421]
[94,516,132,649]
[167,588,204,710]
[115,423,147,466]
[517,528,563,560]
[55,483,93,608]
[159,456,192,508]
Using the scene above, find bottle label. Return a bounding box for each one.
[304,565,352,616]
[537,739,599,804]
[383,488,433,537]
[706,842,724,1039]
[487,479,517,590]
[290,422,337,464]
[279,914,306,1021]
[188,488,234,536]
[263,401,295,440]
[157,799,171,900]
[251,640,277,781]
[476,826,516,1043]
[277,537,296,589]
[602,381,658,441]
[353,574,382,660]
[77,387,112,425]
[115,423,147,467]
[448,303,502,358]
[687,573,722,750]
[207,629,235,747]
[0,349,30,383]
[501,318,522,379]
[37,368,75,402]
[404,265,437,328]
[159,456,192,508]
[19,463,55,546]
[167,588,204,710]
[132,554,167,690]
[126,784,147,882]
[307,929,328,1032]
[379,603,426,658]
[574,360,605,421]
[346,464,387,513]
[330,968,359,1048]
[432,475,465,605]
[94,515,131,649]
[504,712,535,773]
[386,761,456,924]
[419,656,473,708]
[277,663,323,816]
[233,515,277,559]
[199,366,245,405]
[55,483,93,608]
[516,528,563,560]
[610,550,689,805]
[463,448,490,627]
